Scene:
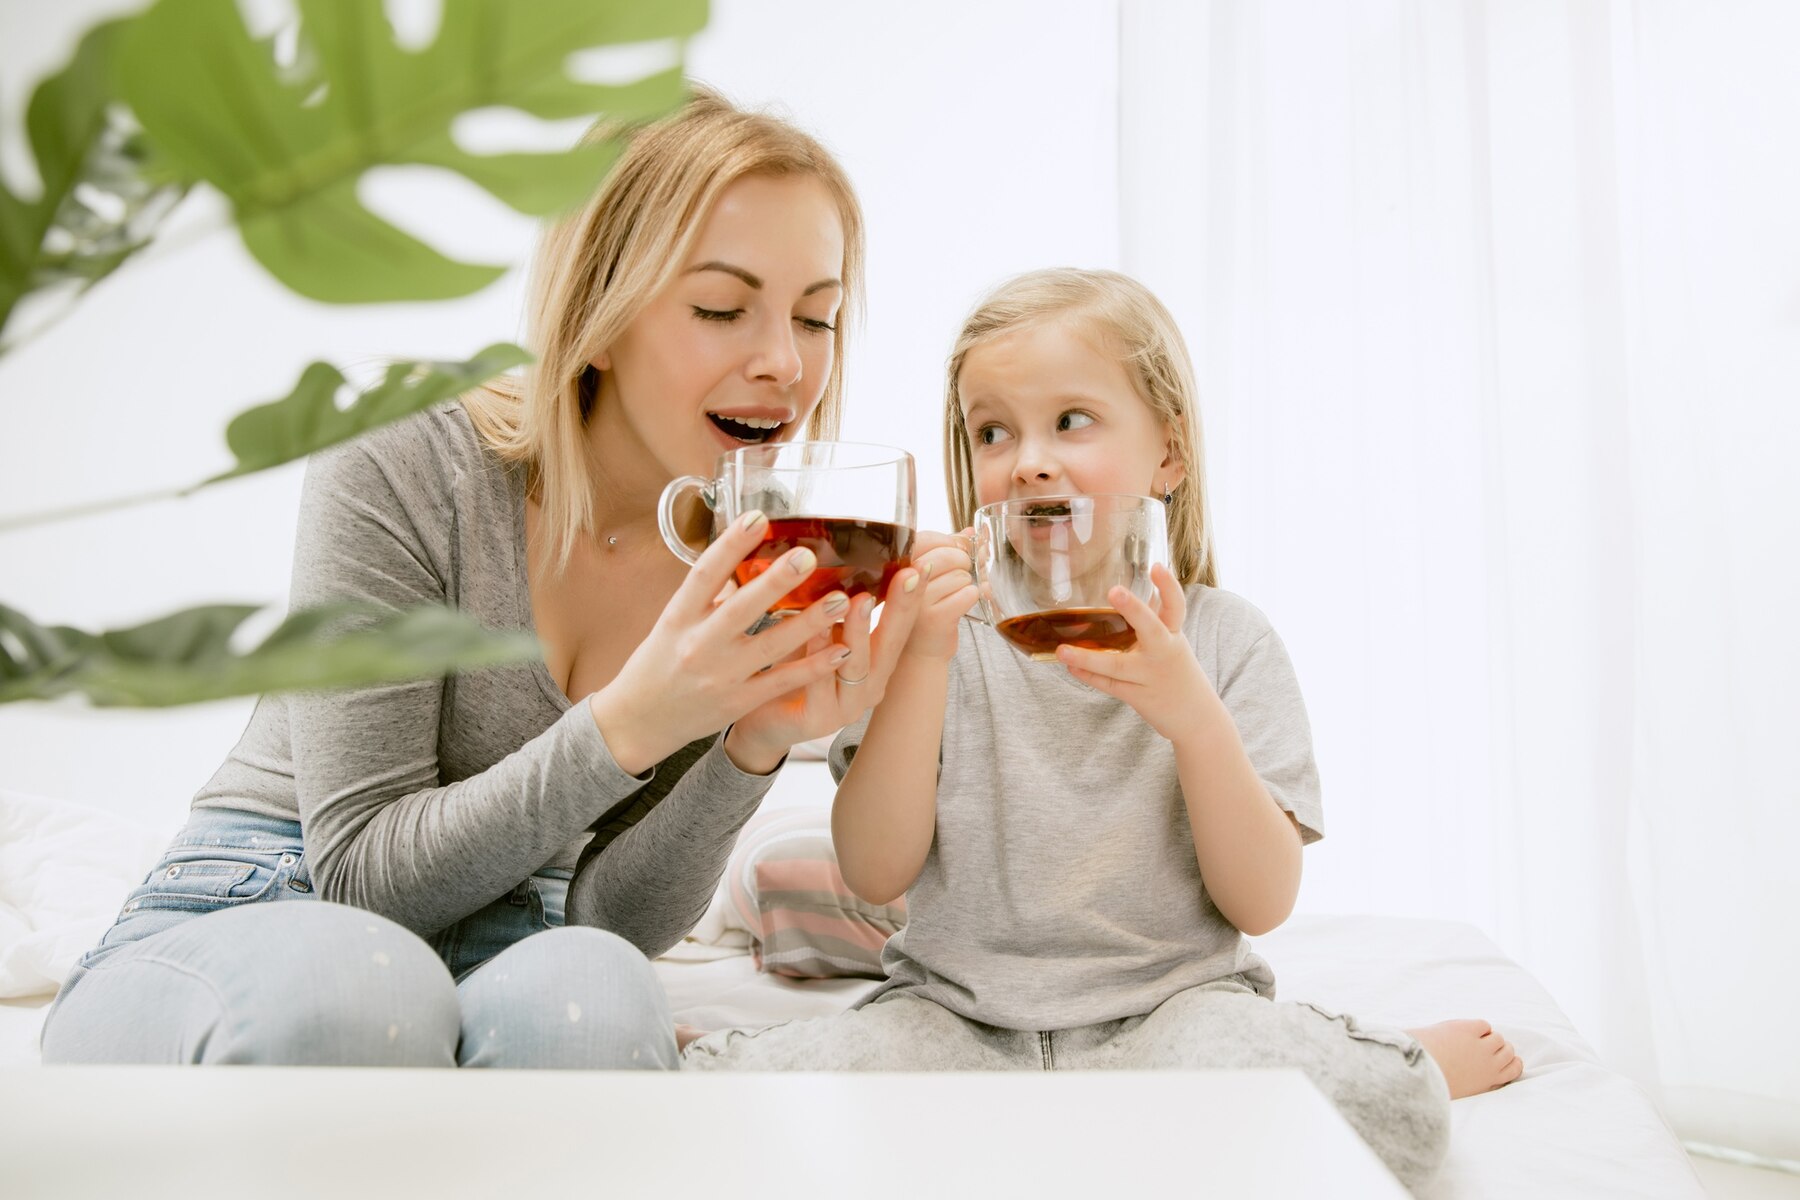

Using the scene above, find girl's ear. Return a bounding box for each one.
[1157,426,1188,493]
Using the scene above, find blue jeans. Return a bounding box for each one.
[39,808,677,1069]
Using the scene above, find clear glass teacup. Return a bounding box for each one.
[657,442,918,615]
[970,493,1169,660]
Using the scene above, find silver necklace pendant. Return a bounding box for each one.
[606,536,619,547]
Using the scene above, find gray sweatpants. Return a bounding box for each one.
[684,977,1452,1193]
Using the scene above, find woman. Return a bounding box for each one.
[40,87,926,1069]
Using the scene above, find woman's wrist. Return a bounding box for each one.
[587,688,661,778]
[722,723,787,776]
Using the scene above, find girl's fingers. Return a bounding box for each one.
[1057,643,1145,686]
[1108,585,1170,642]
[671,509,773,623]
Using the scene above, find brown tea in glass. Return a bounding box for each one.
[735,517,915,611]
[970,494,1169,661]
[658,442,917,618]
[996,607,1137,660]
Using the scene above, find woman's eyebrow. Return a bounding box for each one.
[685,261,841,296]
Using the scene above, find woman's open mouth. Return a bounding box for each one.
[707,412,785,445]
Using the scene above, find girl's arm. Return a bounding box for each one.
[832,539,978,904]
[1057,565,1305,936]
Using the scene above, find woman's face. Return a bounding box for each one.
[594,172,846,485]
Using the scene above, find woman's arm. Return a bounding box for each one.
[564,731,776,958]
[287,433,651,934]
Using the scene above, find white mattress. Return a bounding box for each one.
[0,785,1705,1198]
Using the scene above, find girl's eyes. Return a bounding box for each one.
[973,411,1094,446]
[690,306,836,333]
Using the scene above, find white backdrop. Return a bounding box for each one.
[1120,0,1799,1164]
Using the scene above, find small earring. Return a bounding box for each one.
[1162,482,1173,507]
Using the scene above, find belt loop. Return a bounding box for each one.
[508,880,531,907]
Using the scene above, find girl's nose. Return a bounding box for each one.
[1012,445,1060,487]
[746,316,803,387]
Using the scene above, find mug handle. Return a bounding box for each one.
[657,475,715,566]
[965,525,996,626]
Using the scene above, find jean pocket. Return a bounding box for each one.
[121,853,286,915]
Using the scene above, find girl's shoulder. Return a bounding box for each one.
[1180,583,1278,651]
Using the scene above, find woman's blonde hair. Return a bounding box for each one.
[943,268,1218,586]
[464,85,865,572]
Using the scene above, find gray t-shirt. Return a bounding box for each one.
[191,404,777,950]
[830,587,1323,1031]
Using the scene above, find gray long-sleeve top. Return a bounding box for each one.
[190,404,777,954]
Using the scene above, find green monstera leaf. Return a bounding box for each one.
[0,345,531,532]
[0,601,540,708]
[203,342,533,484]
[0,19,185,346]
[112,0,707,303]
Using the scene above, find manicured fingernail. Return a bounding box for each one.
[824,592,849,613]
[833,646,852,661]
[789,548,816,574]
[903,572,920,593]
[740,510,766,530]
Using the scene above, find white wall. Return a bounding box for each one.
[0,1,1121,831]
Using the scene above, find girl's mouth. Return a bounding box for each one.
[707,413,784,444]
[1023,501,1072,524]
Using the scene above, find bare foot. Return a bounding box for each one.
[675,1023,708,1052]
[1406,1019,1524,1099]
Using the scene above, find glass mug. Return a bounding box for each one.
[970,493,1169,660]
[657,442,917,615]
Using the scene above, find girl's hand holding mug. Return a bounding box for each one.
[902,528,980,661]
[1055,563,1216,743]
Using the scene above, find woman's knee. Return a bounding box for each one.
[457,926,676,1069]
[51,901,459,1066]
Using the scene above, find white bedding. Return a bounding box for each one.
[0,782,1705,1198]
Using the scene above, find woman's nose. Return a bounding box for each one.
[746,316,803,387]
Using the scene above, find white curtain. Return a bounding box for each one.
[1120,0,1799,1163]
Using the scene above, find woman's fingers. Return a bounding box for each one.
[833,594,876,683]
[733,586,851,671]
[711,541,829,634]
[743,638,854,710]
[669,509,774,623]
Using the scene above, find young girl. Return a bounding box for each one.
[684,269,1522,1191]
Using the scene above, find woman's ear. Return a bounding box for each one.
[591,351,611,372]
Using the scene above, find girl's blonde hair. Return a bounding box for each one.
[464,85,865,572]
[943,268,1218,586]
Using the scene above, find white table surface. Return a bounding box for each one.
[0,1065,1407,1199]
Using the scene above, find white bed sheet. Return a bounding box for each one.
[0,782,1706,1197]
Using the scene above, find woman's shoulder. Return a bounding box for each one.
[307,403,509,504]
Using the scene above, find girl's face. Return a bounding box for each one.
[593,172,846,487]
[959,315,1184,510]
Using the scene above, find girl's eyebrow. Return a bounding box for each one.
[686,261,841,296]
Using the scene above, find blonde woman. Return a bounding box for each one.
[41,88,927,1069]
